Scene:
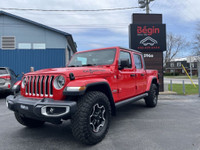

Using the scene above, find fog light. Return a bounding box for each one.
[41,106,70,117]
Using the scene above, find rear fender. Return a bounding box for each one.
[146,76,159,93]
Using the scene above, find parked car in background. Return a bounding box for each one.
[0,67,18,93]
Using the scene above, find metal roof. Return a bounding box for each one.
[0,11,77,52]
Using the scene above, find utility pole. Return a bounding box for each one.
[198,61,200,97]
[146,0,150,14]
[190,56,193,79]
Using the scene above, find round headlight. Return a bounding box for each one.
[53,75,65,90]
[21,77,26,88]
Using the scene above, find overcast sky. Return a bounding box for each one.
[0,0,199,57]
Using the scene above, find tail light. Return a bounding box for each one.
[8,84,11,89]
[0,76,11,80]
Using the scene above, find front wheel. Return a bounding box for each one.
[14,112,45,128]
[71,91,111,145]
[145,84,158,107]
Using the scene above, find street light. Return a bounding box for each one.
[138,0,146,8]
[138,0,155,13]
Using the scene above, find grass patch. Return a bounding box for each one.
[165,75,198,79]
[168,84,199,95]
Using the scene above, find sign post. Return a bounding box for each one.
[198,62,200,97]
[129,14,166,92]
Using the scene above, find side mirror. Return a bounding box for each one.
[119,59,129,70]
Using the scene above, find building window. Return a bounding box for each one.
[191,63,194,68]
[170,69,174,73]
[33,43,46,49]
[1,36,15,50]
[170,63,174,67]
[18,43,31,49]
[177,62,181,67]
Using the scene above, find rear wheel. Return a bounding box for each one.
[145,84,158,107]
[71,91,111,145]
[14,112,45,128]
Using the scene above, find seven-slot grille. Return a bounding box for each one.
[25,75,54,98]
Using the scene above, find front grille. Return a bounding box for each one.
[25,75,54,98]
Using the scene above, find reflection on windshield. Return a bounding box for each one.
[68,49,116,67]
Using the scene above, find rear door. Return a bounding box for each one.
[133,53,147,95]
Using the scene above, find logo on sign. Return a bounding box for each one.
[137,26,160,36]
[140,36,158,46]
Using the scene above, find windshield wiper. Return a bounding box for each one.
[68,65,77,67]
[82,64,97,66]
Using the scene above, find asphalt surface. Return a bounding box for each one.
[0,93,200,150]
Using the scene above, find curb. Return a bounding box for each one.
[159,91,177,95]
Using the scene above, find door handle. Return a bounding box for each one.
[141,73,145,76]
[130,74,136,77]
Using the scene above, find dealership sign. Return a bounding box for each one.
[129,24,166,52]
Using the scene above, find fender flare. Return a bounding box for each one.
[146,76,159,93]
[63,80,116,115]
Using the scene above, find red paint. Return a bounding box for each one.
[137,26,160,36]
[20,47,159,102]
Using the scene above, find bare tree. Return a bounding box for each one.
[164,33,188,66]
[193,24,200,58]
[193,23,200,62]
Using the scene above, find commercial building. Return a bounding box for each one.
[165,56,200,75]
[0,11,77,75]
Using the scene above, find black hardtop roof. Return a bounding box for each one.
[118,47,142,54]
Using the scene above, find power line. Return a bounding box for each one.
[0,7,139,12]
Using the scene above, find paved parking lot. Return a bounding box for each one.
[0,94,200,150]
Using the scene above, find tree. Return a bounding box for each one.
[164,33,188,66]
[193,25,200,58]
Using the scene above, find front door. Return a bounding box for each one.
[117,50,136,101]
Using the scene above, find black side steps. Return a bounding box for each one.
[115,93,148,108]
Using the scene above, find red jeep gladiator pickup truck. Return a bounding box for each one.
[6,46,159,145]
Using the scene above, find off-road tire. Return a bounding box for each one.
[145,84,158,107]
[14,112,45,128]
[71,91,111,145]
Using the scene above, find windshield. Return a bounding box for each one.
[68,49,116,67]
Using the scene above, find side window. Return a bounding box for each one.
[134,54,142,69]
[119,51,132,68]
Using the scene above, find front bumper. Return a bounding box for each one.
[6,95,77,124]
[0,87,11,92]
[0,81,11,92]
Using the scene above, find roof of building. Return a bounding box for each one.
[171,56,200,63]
[171,58,187,62]
[0,11,77,52]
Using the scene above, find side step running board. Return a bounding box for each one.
[115,93,148,108]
